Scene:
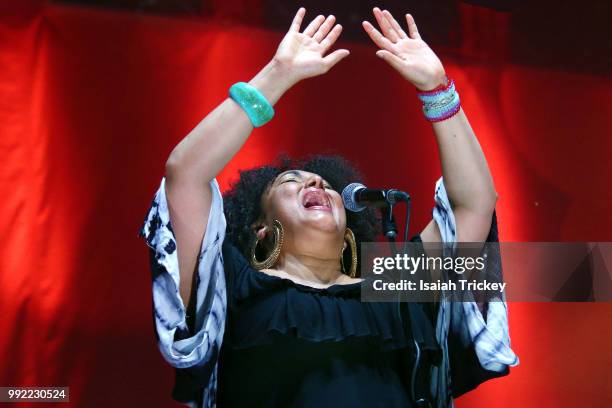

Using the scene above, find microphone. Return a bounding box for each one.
[342,183,410,212]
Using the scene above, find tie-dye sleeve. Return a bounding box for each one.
[139,178,227,407]
[430,177,519,402]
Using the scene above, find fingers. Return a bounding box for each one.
[320,24,343,53]
[376,50,405,72]
[382,9,408,39]
[289,7,306,32]
[362,20,397,53]
[405,13,421,40]
[323,49,350,70]
[373,7,399,43]
[303,14,325,37]
[313,15,336,42]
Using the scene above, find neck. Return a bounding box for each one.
[276,252,346,286]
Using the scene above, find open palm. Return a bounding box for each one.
[274,8,350,83]
[363,8,446,91]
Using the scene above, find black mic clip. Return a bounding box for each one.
[385,189,410,205]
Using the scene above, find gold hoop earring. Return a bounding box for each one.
[250,219,284,270]
[342,228,358,278]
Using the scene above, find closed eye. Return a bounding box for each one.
[280,177,333,190]
[281,178,299,184]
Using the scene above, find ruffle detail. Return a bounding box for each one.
[225,254,440,358]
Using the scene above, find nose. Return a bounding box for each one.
[305,175,325,189]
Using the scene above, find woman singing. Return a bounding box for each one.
[140,7,518,407]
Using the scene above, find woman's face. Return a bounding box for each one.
[257,170,347,253]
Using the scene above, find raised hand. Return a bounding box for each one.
[362,8,446,91]
[273,8,350,85]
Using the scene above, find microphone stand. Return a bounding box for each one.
[377,193,412,296]
[380,196,429,408]
[380,205,398,241]
[380,191,411,246]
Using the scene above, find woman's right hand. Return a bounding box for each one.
[273,8,350,85]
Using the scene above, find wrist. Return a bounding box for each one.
[415,72,448,92]
[249,60,297,105]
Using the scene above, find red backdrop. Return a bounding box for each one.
[1,2,612,407]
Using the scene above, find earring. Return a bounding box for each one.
[341,228,358,278]
[250,219,284,270]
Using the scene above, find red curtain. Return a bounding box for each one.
[1,3,611,406]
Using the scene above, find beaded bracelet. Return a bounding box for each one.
[229,82,275,128]
[417,78,461,123]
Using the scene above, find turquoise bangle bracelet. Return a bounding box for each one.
[229,82,275,128]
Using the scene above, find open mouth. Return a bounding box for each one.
[302,190,332,211]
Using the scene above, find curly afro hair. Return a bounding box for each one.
[223,155,380,276]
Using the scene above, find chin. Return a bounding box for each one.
[300,216,342,234]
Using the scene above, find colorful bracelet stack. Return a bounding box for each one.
[229,82,275,128]
[417,78,461,123]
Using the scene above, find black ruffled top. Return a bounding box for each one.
[217,240,440,407]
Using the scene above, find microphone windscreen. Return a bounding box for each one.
[342,182,366,212]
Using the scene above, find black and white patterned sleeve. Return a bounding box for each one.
[429,177,519,403]
[139,177,227,372]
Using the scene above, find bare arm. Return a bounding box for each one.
[165,8,350,307]
[423,109,497,242]
[164,62,292,311]
[363,8,496,243]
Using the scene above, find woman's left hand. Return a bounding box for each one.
[362,8,446,91]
